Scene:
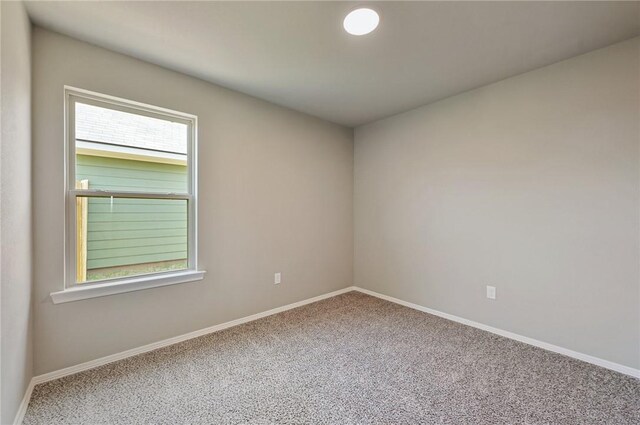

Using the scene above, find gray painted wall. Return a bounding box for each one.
[1,2,33,423]
[32,28,353,375]
[354,38,640,369]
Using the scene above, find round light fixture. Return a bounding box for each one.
[343,8,379,36]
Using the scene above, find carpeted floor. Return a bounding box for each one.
[24,291,640,424]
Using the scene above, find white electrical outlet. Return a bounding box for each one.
[486,285,496,300]
[274,272,281,285]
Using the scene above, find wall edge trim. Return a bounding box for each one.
[25,287,356,404]
[352,286,640,379]
[17,284,637,424]
[13,379,36,425]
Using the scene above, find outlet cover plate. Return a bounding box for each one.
[486,285,496,300]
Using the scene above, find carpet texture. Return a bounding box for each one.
[24,292,640,424]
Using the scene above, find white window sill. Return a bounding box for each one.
[50,270,206,304]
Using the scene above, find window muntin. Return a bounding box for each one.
[65,88,197,288]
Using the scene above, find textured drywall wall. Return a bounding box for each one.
[1,1,33,423]
[32,28,353,375]
[354,38,640,369]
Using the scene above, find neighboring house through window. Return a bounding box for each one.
[55,87,203,303]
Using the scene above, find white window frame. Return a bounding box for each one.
[51,87,204,304]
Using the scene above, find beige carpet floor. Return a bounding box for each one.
[24,291,640,424]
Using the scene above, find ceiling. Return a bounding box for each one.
[25,1,640,127]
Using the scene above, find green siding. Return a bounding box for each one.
[77,155,188,270]
[76,155,187,192]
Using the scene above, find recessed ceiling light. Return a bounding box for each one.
[343,8,379,36]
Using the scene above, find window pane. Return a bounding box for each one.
[76,196,188,283]
[75,102,188,193]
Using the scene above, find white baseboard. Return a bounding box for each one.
[352,286,640,379]
[13,378,35,425]
[15,284,638,423]
[15,286,356,423]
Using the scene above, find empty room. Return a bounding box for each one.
[1,1,639,424]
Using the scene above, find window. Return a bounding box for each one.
[53,87,203,303]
